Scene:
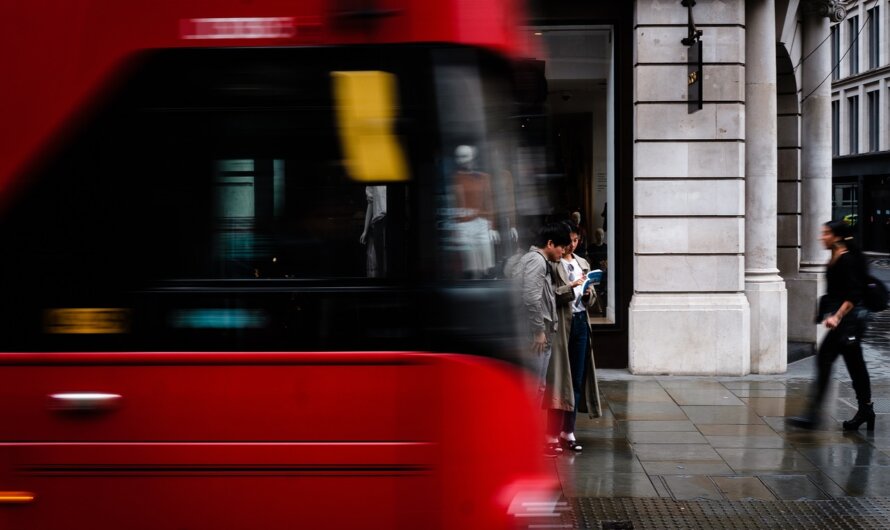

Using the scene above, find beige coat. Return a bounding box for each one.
[543,255,602,416]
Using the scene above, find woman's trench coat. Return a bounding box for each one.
[543,256,602,417]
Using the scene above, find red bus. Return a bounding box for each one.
[0,1,558,529]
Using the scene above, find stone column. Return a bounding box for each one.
[787,0,846,345]
[630,0,750,375]
[745,0,787,374]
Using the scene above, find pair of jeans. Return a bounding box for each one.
[564,311,590,433]
[810,311,871,413]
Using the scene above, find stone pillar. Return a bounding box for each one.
[787,0,846,344]
[630,0,750,375]
[745,0,787,374]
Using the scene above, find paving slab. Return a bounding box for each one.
[704,434,789,449]
[639,460,734,476]
[661,475,723,500]
[681,405,764,425]
[619,420,698,433]
[758,474,832,500]
[715,448,818,473]
[633,444,723,462]
[711,476,777,500]
[627,431,708,444]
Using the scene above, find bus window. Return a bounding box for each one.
[211,158,400,280]
[0,46,526,356]
[432,53,530,280]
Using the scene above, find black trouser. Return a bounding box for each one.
[810,314,871,411]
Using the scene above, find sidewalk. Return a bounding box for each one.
[554,313,890,503]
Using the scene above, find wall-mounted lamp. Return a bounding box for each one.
[681,0,703,112]
[680,0,703,46]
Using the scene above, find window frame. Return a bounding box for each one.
[868,90,880,152]
[868,5,880,70]
[848,94,860,155]
[849,15,860,77]
[832,99,841,156]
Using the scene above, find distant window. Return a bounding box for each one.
[832,183,858,228]
[832,26,841,80]
[849,15,860,76]
[868,6,880,69]
[849,95,860,154]
[868,90,880,152]
[832,99,840,156]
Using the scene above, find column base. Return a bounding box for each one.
[745,278,787,374]
[629,293,750,375]
[785,272,827,345]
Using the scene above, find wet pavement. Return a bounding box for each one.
[552,326,890,501]
[543,288,890,527]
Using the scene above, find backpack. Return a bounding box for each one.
[864,275,889,312]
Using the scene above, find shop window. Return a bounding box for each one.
[519,26,616,324]
[833,183,858,227]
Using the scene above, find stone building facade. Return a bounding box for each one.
[527,1,841,374]
[630,0,842,375]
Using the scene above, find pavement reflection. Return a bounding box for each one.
[558,309,890,502]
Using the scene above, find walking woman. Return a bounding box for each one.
[789,220,875,431]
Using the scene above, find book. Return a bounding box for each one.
[581,269,603,295]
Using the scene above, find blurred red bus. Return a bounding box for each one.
[0,1,557,528]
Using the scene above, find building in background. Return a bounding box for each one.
[831,0,890,252]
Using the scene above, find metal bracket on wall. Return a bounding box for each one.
[680,0,703,46]
[681,0,703,113]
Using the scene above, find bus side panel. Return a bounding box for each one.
[437,355,556,530]
[3,474,434,530]
[0,364,436,442]
[0,353,444,529]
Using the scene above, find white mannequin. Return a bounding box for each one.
[360,186,386,277]
[451,145,498,275]
[453,145,500,242]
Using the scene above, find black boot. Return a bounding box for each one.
[842,401,875,431]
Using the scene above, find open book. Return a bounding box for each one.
[581,269,603,296]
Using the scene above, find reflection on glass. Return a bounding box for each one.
[432,58,527,280]
[215,159,260,277]
[361,185,387,278]
[451,145,496,276]
[212,158,398,279]
[518,26,615,322]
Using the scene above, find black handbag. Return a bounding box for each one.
[815,295,840,324]
[864,275,889,312]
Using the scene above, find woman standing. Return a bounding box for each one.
[789,220,875,431]
[544,224,602,452]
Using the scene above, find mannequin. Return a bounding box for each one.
[452,145,498,276]
[360,185,386,277]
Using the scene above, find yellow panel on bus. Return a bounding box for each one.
[331,71,410,182]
